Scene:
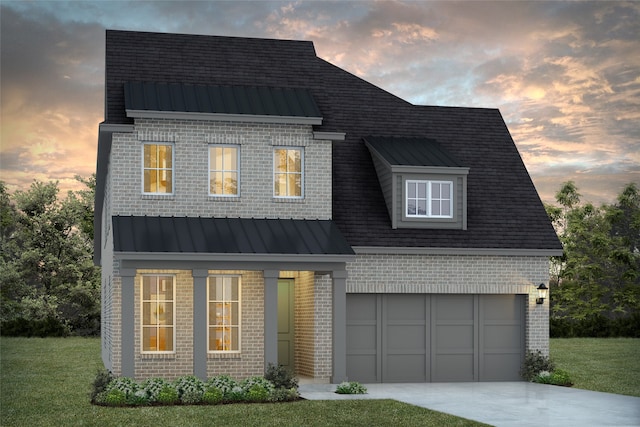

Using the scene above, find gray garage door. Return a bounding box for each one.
[346,294,525,383]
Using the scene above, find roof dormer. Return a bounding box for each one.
[364,136,469,230]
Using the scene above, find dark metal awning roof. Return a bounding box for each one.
[123,82,323,125]
[112,216,354,258]
[364,136,463,167]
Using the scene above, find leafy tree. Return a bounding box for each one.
[0,177,100,336]
[547,182,640,336]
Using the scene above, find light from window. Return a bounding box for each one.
[208,276,240,352]
[274,148,303,197]
[209,145,239,196]
[406,180,452,218]
[143,144,173,194]
[141,275,175,352]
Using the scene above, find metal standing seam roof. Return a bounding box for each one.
[123,82,323,120]
[112,216,355,256]
[363,136,464,168]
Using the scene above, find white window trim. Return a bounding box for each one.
[207,275,242,354]
[406,179,453,218]
[273,147,304,199]
[140,274,176,355]
[141,142,175,195]
[208,144,241,197]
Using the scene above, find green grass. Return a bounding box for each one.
[0,337,485,427]
[550,337,640,397]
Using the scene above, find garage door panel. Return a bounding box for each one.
[434,354,474,381]
[482,354,522,381]
[386,355,426,382]
[386,295,426,320]
[347,355,378,383]
[387,325,426,349]
[435,295,474,320]
[347,325,377,350]
[435,325,474,349]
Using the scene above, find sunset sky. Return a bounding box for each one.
[1,0,638,206]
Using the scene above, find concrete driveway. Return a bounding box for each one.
[299,382,640,426]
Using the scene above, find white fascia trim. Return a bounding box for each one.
[99,123,135,133]
[391,165,470,175]
[126,109,323,125]
[115,252,355,263]
[313,131,346,141]
[353,246,563,257]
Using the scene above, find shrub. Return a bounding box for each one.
[520,350,555,381]
[534,369,573,386]
[103,389,126,406]
[156,385,179,405]
[141,378,173,403]
[270,387,300,402]
[174,375,205,403]
[106,377,138,400]
[241,376,275,402]
[265,363,298,390]
[202,386,224,404]
[207,375,238,400]
[335,381,367,394]
[90,369,114,403]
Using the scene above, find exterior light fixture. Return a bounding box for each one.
[536,283,548,304]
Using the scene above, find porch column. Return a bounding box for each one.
[331,269,348,383]
[192,269,209,380]
[120,268,136,378]
[263,269,279,369]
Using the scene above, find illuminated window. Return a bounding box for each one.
[208,276,241,352]
[209,145,239,196]
[273,147,303,198]
[141,275,175,353]
[142,143,173,194]
[406,180,453,218]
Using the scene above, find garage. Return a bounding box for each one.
[346,294,525,383]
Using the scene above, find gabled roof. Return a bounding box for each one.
[123,82,322,124]
[113,216,354,257]
[97,30,562,259]
[364,136,463,168]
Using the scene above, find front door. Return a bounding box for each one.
[277,279,295,369]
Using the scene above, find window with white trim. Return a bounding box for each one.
[273,147,303,198]
[141,275,175,353]
[209,145,239,196]
[142,143,173,194]
[208,276,241,352]
[406,180,453,218]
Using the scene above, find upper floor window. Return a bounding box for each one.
[273,147,303,198]
[141,275,175,353]
[406,180,453,218]
[143,143,173,194]
[208,276,241,353]
[209,145,239,196]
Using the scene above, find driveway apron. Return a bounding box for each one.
[299,382,640,427]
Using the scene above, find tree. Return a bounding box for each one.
[547,182,640,336]
[0,177,100,336]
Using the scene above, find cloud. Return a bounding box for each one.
[0,1,638,207]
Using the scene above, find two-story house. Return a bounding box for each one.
[95,30,562,383]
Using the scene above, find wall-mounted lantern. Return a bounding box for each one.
[536,283,548,304]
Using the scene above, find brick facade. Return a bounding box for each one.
[346,253,551,354]
[109,119,332,220]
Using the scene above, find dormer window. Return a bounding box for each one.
[407,180,453,218]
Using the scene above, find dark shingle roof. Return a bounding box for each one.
[123,82,322,120]
[113,216,354,255]
[98,30,562,253]
[364,136,463,167]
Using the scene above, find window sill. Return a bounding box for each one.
[273,197,305,204]
[208,195,240,202]
[141,194,175,201]
[207,352,241,360]
[140,353,176,360]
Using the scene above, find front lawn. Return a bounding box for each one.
[0,337,485,426]
[550,337,640,397]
